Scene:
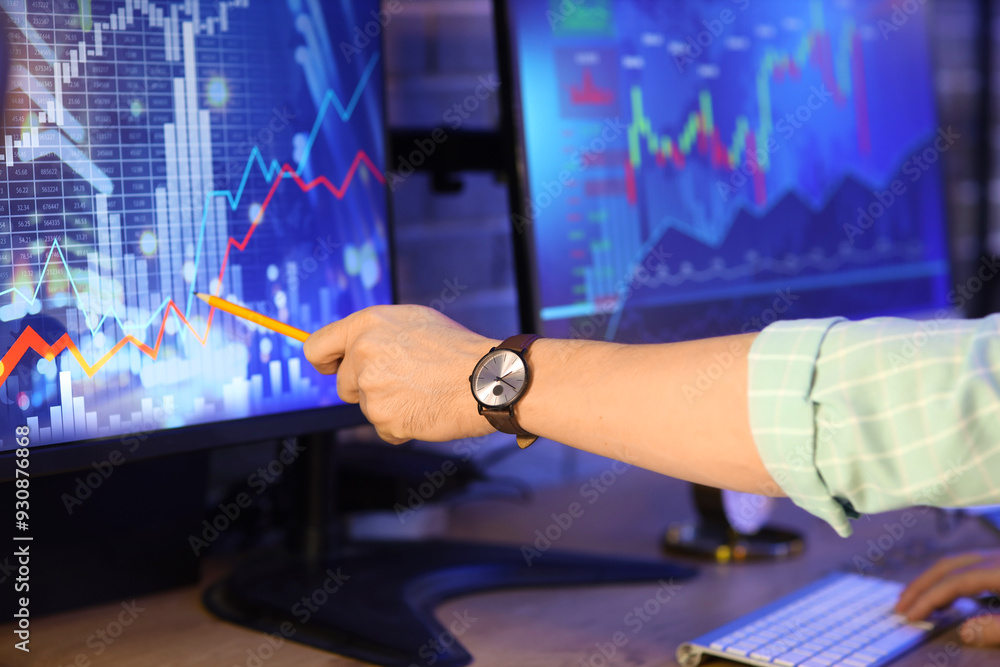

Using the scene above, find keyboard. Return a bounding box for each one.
[676,572,978,667]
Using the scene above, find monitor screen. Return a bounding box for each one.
[0,0,390,451]
[502,0,951,343]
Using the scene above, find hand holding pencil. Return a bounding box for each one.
[195,293,311,342]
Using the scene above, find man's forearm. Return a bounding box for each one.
[518,335,780,494]
[304,304,782,495]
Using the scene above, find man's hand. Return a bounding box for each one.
[304,305,498,444]
[896,550,1000,646]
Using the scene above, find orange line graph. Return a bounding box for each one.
[0,151,385,386]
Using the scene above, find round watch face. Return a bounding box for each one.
[471,349,527,409]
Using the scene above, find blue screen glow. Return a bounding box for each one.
[507,0,951,342]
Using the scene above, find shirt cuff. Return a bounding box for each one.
[748,317,855,537]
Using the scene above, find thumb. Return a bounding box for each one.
[304,315,351,374]
[959,613,1000,647]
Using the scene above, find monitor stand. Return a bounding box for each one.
[204,431,697,667]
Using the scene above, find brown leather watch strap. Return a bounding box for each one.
[482,410,537,449]
[482,334,542,448]
[495,333,541,353]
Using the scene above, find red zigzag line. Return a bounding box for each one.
[0,151,385,386]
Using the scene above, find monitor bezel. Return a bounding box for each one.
[495,0,543,336]
[0,8,393,480]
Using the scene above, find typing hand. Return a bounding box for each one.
[304,305,498,445]
[895,550,1000,646]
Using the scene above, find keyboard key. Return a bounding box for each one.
[714,631,746,647]
[751,645,788,661]
[726,642,760,657]
[774,649,815,666]
[681,574,971,667]
[849,651,881,663]
[815,650,849,663]
[863,626,926,656]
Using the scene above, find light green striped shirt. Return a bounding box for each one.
[748,315,1000,537]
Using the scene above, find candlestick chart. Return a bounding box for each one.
[0,0,390,447]
[509,0,950,342]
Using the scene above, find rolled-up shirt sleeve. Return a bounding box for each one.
[748,314,1000,537]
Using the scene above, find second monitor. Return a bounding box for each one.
[500,0,952,343]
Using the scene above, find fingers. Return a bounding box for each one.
[354,385,408,445]
[335,354,360,404]
[304,314,353,374]
[901,567,999,621]
[896,553,985,614]
[960,614,1000,647]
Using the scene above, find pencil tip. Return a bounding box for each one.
[195,293,210,304]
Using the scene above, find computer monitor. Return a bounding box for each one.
[0,0,391,475]
[497,0,952,343]
[0,4,699,664]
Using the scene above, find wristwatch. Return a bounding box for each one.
[469,334,541,449]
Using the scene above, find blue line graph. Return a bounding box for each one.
[183,52,380,316]
[0,53,382,338]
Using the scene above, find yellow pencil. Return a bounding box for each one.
[195,293,311,343]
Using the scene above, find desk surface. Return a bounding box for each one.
[3,462,998,667]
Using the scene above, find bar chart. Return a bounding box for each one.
[509,0,951,342]
[0,0,390,447]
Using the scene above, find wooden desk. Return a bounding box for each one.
[3,465,998,666]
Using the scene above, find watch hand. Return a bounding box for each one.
[498,378,517,390]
